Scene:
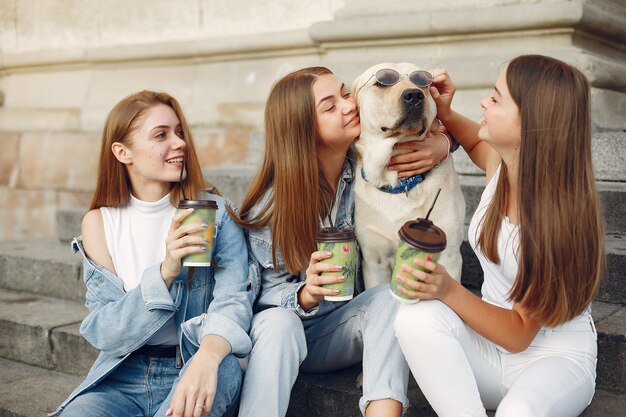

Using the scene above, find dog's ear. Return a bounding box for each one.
[351,76,363,103]
[351,70,372,103]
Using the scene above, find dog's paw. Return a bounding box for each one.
[355,371,363,390]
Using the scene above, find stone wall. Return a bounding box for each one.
[0,0,624,240]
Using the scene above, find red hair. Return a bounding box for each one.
[89,90,210,210]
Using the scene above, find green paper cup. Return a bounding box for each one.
[178,199,218,267]
[390,218,446,303]
[315,227,357,301]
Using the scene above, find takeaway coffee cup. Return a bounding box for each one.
[177,199,218,267]
[389,218,447,303]
[315,227,357,301]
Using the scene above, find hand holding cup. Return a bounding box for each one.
[299,250,347,309]
[161,208,210,286]
[315,228,357,302]
[396,257,455,301]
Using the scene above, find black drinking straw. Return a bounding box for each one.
[179,160,187,200]
[425,188,442,220]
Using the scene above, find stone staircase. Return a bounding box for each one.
[1,140,625,416]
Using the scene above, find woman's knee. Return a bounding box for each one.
[394,299,459,340]
[250,308,306,359]
[496,395,540,417]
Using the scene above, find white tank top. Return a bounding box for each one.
[467,165,591,327]
[467,165,520,310]
[100,193,178,346]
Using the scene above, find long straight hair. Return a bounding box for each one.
[234,67,336,275]
[477,55,605,327]
[89,90,211,210]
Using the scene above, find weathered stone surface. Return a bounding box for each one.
[593,132,626,182]
[0,357,81,417]
[3,70,91,109]
[2,0,335,55]
[51,322,98,377]
[18,132,99,190]
[0,132,19,186]
[0,290,87,369]
[203,167,258,207]
[56,209,86,243]
[194,128,254,168]
[599,183,626,235]
[0,188,58,241]
[598,235,626,305]
[0,238,84,301]
[0,108,81,131]
[591,88,626,131]
[595,304,626,393]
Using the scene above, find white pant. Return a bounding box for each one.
[394,300,597,417]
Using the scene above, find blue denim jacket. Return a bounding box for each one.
[246,150,358,320]
[51,194,253,417]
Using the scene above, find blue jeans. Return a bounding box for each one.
[60,352,242,417]
[238,284,409,417]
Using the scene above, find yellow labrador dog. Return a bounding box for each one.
[352,62,465,289]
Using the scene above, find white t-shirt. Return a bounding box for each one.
[467,165,520,310]
[100,193,178,346]
[467,165,591,331]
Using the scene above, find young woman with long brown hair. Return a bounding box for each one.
[233,67,452,417]
[394,55,605,416]
[51,91,252,417]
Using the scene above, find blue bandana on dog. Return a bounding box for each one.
[360,167,427,196]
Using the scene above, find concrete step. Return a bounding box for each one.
[0,285,624,393]
[0,357,81,417]
[55,209,84,246]
[0,238,85,302]
[1,356,623,417]
[0,289,97,376]
[590,131,626,183]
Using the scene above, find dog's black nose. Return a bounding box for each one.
[402,89,424,106]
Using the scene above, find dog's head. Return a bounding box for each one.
[352,62,437,142]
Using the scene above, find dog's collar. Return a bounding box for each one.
[360,167,427,195]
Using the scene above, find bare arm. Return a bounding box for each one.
[397,259,541,353]
[82,209,117,275]
[430,69,501,176]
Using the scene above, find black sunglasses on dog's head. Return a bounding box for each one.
[360,68,433,92]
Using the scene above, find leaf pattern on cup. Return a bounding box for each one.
[321,242,336,252]
[400,247,415,261]
[342,258,357,280]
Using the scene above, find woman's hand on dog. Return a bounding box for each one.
[395,257,455,301]
[429,68,456,123]
[298,250,345,310]
[388,128,450,177]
